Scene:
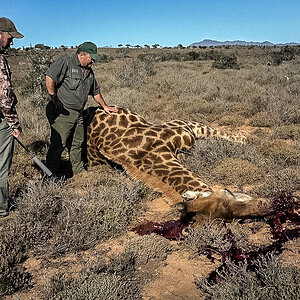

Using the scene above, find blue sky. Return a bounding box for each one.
[3,0,300,48]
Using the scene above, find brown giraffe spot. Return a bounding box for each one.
[129,115,138,123]
[145,130,158,137]
[119,114,129,128]
[123,135,143,148]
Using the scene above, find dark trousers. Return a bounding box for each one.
[46,102,84,175]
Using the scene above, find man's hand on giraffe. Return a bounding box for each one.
[103,105,118,114]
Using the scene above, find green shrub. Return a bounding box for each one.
[273,124,300,140]
[211,158,263,187]
[125,234,172,267]
[20,49,54,107]
[259,141,300,166]
[115,59,156,87]
[43,234,172,300]
[249,111,276,127]
[270,46,299,65]
[184,220,253,254]
[0,220,32,295]
[196,254,300,300]
[212,52,239,69]
[253,167,300,197]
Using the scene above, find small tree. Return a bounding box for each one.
[21,49,55,107]
[60,45,68,51]
[34,43,50,50]
[212,52,239,69]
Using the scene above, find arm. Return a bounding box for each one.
[45,75,63,108]
[0,55,21,137]
[93,92,118,114]
[45,75,56,95]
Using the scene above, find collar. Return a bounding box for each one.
[74,53,81,67]
[74,53,92,77]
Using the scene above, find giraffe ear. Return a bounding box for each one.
[221,188,235,196]
[220,189,253,202]
[232,192,253,202]
[182,190,212,200]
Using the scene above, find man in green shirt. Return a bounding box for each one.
[45,42,117,176]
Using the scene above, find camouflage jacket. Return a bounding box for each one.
[0,49,21,130]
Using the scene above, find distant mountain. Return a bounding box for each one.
[189,39,300,47]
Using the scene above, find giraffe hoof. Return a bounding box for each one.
[182,190,212,200]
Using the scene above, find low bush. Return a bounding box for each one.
[19,49,54,107]
[184,220,253,254]
[46,272,141,300]
[269,46,299,65]
[196,254,300,300]
[43,234,172,300]
[125,234,172,267]
[258,141,300,167]
[273,124,300,140]
[217,114,246,127]
[0,220,32,296]
[211,158,264,188]
[43,259,142,300]
[249,111,276,127]
[98,53,114,63]
[0,171,148,296]
[115,59,156,87]
[253,167,300,197]
[212,52,239,69]
[184,139,267,186]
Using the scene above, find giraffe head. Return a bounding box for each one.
[178,187,273,220]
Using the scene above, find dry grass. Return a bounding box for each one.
[196,253,300,300]
[2,45,299,298]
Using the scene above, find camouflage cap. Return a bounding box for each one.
[0,17,24,39]
[78,42,100,61]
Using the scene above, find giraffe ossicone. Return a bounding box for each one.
[84,106,273,220]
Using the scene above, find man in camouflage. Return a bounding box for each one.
[0,17,23,217]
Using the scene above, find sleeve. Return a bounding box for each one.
[46,55,69,85]
[0,55,21,130]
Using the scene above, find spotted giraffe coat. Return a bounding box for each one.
[84,106,273,220]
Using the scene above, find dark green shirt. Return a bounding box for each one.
[46,54,100,111]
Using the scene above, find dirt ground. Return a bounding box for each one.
[3,193,299,300]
